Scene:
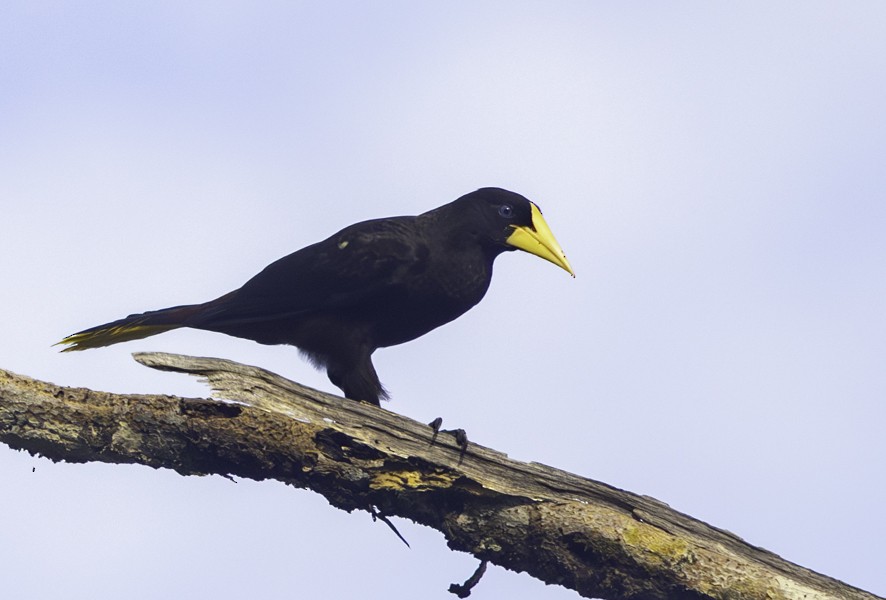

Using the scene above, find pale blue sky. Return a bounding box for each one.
[2,3,885,598]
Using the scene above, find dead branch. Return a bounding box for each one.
[0,354,880,600]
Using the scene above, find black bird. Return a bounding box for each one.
[59,187,574,405]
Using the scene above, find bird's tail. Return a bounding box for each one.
[57,304,204,352]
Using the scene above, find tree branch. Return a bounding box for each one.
[0,354,879,600]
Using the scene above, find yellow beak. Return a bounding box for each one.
[505,202,575,277]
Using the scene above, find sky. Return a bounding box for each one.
[2,2,885,599]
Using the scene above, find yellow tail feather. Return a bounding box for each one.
[57,324,179,352]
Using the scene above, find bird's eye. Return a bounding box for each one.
[498,204,514,218]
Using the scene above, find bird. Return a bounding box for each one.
[58,187,574,405]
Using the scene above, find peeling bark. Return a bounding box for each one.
[0,353,880,600]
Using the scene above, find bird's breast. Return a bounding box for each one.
[369,257,493,348]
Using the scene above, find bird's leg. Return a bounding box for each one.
[326,352,387,406]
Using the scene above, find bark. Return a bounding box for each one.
[0,353,880,600]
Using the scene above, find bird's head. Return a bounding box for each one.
[459,187,575,277]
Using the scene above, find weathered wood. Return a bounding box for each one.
[0,354,880,600]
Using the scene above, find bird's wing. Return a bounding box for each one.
[191,216,427,327]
